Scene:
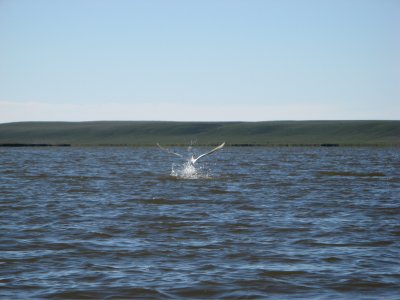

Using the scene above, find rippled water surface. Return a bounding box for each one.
[1,147,399,299]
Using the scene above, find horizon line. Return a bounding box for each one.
[2,119,399,125]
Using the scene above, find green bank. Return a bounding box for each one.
[0,121,399,146]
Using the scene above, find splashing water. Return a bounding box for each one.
[171,161,211,179]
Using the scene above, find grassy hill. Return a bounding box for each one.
[0,121,399,146]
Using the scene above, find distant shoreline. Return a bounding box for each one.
[1,143,398,148]
[0,143,71,147]
[0,120,399,147]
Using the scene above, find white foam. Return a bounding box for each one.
[171,161,211,179]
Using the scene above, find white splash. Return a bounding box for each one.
[170,161,211,179]
[157,142,224,179]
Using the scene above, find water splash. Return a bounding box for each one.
[171,161,211,179]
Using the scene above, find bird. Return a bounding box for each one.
[157,142,225,164]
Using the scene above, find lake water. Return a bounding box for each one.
[1,147,399,299]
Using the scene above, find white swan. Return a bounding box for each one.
[157,142,225,164]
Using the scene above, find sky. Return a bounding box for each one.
[0,0,399,122]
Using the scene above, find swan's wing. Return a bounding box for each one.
[193,142,225,163]
[157,143,184,158]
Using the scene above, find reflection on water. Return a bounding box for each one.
[0,147,399,299]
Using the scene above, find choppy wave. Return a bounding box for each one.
[317,171,386,177]
[0,147,399,299]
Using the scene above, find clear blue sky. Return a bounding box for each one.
[0,0,399,122]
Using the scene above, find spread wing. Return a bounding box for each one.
[157,143,184,158]
[192,142,225,163]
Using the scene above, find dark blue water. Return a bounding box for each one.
[1,147,399,299]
